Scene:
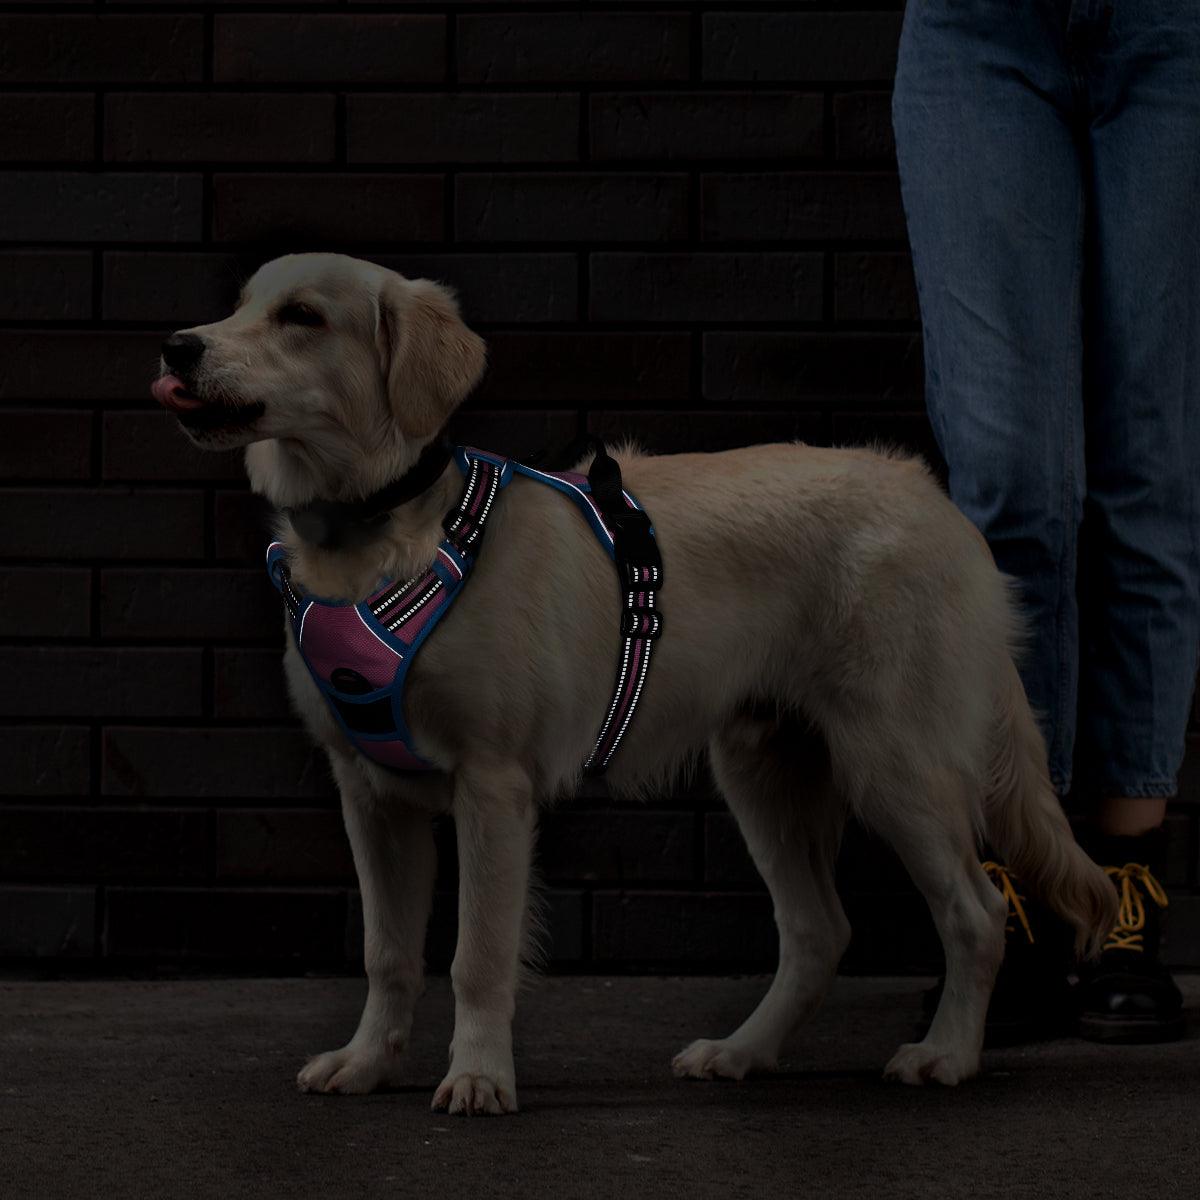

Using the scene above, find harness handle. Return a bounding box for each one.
[585,439,664,586]
[584,438,626,518]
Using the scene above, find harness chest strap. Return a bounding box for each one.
[266,444,663,777]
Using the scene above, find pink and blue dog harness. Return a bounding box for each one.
[266,444,663,776]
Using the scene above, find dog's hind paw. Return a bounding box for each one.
[671,1038,775,1081]
[431,1071,518,1116]
[883,1041,978,1087]
[297,1044,404,1095]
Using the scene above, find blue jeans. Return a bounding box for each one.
[893,0,1200,798]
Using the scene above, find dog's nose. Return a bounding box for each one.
[161,332,206,373]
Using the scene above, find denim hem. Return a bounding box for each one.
[1090,780,1178,800]
[1049,774,1072,799]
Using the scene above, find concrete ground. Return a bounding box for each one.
[2,975,1198,1199]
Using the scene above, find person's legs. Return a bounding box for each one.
[894,2,1096,1040]
[1068,0,1200,1041]
[1076,0,1200,811]
[893,0,1087,794]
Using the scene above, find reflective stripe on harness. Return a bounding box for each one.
[575,441,664,775]
[266,443,663,777]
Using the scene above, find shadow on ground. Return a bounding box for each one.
[2,976,1198,1198]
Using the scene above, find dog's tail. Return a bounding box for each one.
[983,656,1116,958]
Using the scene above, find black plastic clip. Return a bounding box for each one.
[608,509,664,589]
[620,605,663,640]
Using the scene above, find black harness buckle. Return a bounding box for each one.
[620,605,663,640]
[608,508,664,589]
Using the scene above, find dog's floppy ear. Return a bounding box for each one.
[376,274,487,437]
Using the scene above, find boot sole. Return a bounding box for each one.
[1077,1013,1187,1044]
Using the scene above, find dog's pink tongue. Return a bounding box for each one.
[151,374,205,411]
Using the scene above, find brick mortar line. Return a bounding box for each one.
[0,4,908,13]
[0,326,921,339]
[0,163,901,171]
[0,237,914,246]
[0,82,901,95]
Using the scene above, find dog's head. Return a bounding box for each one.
[150,253,487,458]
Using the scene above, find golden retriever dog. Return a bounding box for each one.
[151,252,1116,1115]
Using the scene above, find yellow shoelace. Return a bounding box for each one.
[1103,862,1169,953]
[982,860,1035,945]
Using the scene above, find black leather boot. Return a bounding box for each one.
[920,860,1075,1046]
[1075,828,1185,1043]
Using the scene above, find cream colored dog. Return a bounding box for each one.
[152,252,1116,1115]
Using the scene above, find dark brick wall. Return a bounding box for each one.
[2,2,1197,974]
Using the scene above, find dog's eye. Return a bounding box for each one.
[277,302,325,328]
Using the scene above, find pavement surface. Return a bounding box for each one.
[2,974,1198,1198]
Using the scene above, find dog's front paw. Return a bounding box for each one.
[883,1040,978,1087]
[431,1070,518,1116]
[671,1037,775,1081]
[297,1043,405,1095]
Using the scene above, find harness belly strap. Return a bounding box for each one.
[266,444,662,776]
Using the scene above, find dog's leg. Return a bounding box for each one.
[869,768,1008,1086]
[431,762,534,1116]
[297,761,437,1095]
[674,717,850,1081]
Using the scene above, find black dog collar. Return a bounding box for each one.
[285,434,455,551]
